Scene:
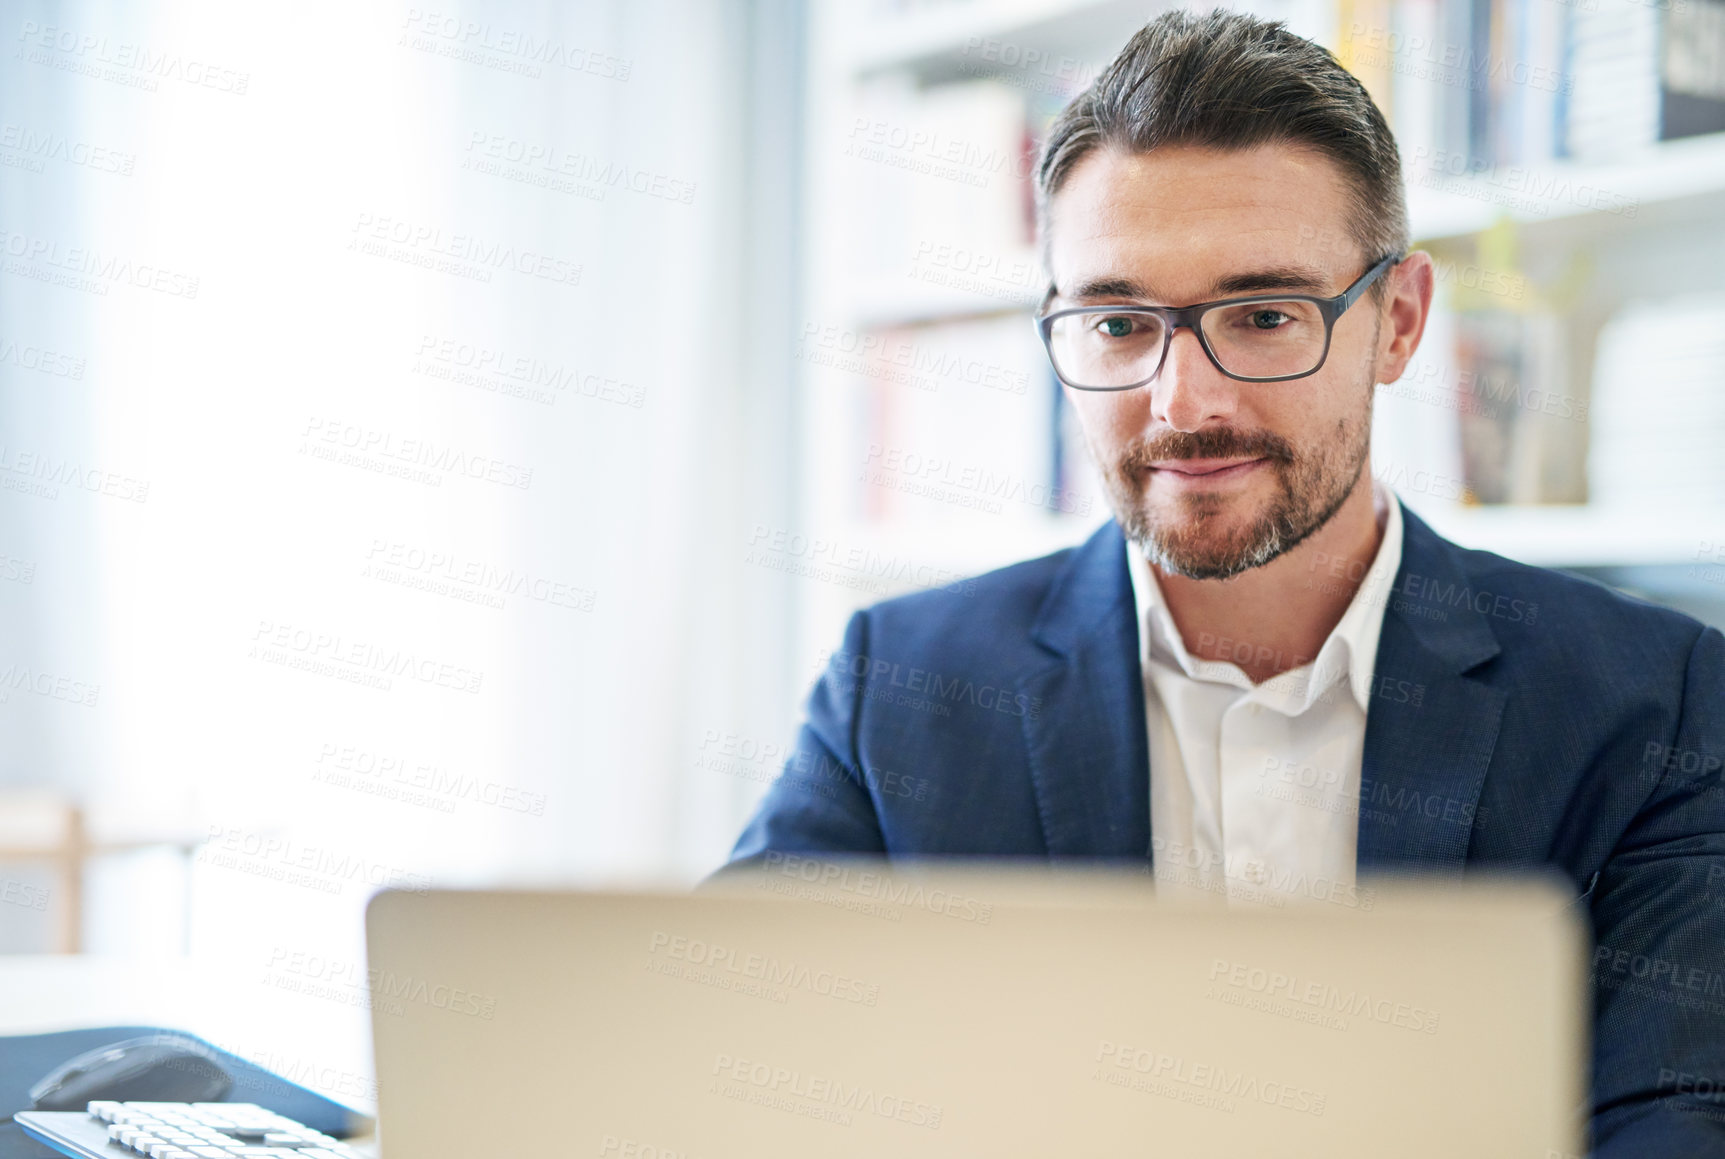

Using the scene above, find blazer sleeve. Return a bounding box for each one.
[1589,624,1725,1157]
[723,609,888,865]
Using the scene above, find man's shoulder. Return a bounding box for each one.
[836,510,1717,676]
[869,541,1084,624]
[1416,522,1713,666]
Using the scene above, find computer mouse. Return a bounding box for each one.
[28,1033,233,1111]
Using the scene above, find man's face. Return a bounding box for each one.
[1044,143,1388,580]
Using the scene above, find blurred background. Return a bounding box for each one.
[2,0,1722,1117]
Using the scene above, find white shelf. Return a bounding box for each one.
[1408,132,1725,243]
[1413,502,1724,568]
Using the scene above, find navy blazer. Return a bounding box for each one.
[729,501,1725,1155]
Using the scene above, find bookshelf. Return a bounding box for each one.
[795,0,1725,673]
[1409,131,1725,242]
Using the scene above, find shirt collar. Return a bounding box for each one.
[1124,478,1405,714]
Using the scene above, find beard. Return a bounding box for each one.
[1090,385,1373,582]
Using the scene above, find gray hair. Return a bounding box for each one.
[1035,8,1407,299]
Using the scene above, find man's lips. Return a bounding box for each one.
[1152,458,1262,476]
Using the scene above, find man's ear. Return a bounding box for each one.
[1373,251,1435,385]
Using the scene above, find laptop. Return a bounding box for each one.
[364,861,1588,1157]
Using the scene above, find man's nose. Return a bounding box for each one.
[1152,326,1240,433]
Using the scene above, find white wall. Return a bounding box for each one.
[0,0,805,1083]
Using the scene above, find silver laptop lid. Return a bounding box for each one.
[365,865,1586,1158]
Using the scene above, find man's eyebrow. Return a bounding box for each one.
[1210,264,1333,296]
[1057,275,1160,302]
[1051,264,1336,306]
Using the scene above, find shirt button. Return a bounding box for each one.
[1250,705,1262,716]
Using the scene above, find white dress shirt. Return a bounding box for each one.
[1125,480,1403,908]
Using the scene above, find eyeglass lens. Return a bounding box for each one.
[1046,299,1328,386]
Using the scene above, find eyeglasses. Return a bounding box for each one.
[1034,254,1401,389]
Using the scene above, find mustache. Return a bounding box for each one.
[1118,427,1296,472]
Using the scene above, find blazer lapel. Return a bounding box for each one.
[1357,503,1507,873]
[1013,505,1505,873]
[1017,522,1151,861]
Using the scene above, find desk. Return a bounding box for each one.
[0,955,377,1128]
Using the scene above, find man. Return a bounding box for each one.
[728,9,1725,1153]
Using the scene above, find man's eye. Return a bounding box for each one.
[1249,309,1291,329]
[1094,315,1138,338]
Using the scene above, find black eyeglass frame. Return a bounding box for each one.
[1034,252,1403,388]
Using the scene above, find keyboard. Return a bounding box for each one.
[15,1101,369,1159]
